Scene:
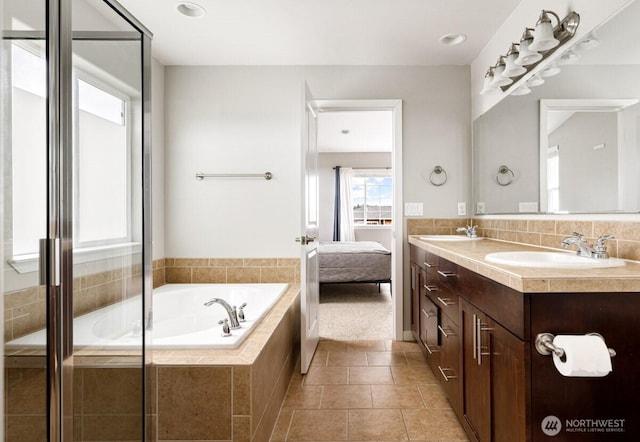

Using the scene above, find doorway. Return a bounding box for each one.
[315,99,403,342]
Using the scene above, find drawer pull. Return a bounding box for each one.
[425,343,439,355]
[438,325,455,338]
[424,284,439,292]
[437,270,457,278]
[437,296,456,307]
[423,261,437,268]
[421,308,436,318]
[438,366,457,382]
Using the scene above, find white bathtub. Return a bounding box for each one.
[6,283,288,350]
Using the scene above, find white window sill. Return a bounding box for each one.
[7,242,142,274]
[354,225,393,229]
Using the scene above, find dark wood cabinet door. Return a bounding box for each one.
[462,301,491,442]
[410,262,420,341]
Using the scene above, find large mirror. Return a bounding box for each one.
[473,0,640,214]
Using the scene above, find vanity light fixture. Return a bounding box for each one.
[491,56,513,87]
[529,10,561,52]
[502,43,527,77]
[511,85,532,96]
[480,67,500,95]
[526,74,545,87]
[176,2,207,18]
[557,49,580,65]
[479,10,579,96]
[540,65,561,77]
[515,28,543,66]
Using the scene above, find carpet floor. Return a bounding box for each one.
[319,282,393,341]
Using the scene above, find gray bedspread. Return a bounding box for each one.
[318,241,391,283]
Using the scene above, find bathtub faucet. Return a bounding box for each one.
[204,298,241,329]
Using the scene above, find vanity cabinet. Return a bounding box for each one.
[461,298,528,442]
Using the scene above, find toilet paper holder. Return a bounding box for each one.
[535,332,617,362]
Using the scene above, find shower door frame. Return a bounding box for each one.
[37,1,153,440]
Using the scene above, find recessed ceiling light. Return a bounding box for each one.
[341,130,350,135]
[439,33,467,46]
[177,2,207,18]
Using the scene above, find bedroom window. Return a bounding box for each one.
[351,170,392,225]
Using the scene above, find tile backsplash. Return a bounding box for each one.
[407,217,640,261]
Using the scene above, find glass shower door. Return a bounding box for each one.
[2,1,152,440]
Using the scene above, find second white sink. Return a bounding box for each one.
[485,251,626,269]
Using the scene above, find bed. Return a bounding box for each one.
[318,241,392,288]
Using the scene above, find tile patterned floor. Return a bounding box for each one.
[270,339,469,441]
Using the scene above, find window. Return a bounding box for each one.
[351,170,393,225]
[10,42,132,259]
[547,145,560,212]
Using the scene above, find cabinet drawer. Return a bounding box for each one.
[420,296,440,371]
[437,315,461,410]
[423,251,439,270]
[410,245,426,269]
[423,282,459,325]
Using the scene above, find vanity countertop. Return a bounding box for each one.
[408,235,640,293]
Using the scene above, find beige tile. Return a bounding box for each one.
[348,409,408,440]
[233,365,251,416]
[192,266,227,283]
[555,220,593,236]
[348,366,394,385]
[303,366,349,386]
[371,384,424,408]
[310,350,329,367]
[164,266,191,283]
[347,340,387,352]
[278,258,300,267]
[419,383,453,409]
[327,351,368,367]
[282,385,323,409]
[6,368,47,414]
[515,231,541,246]
[384,340,421,352]
[366,351,408,366]
[617,240,640,261]
[233,415,251,442]
[527,219,555,234]
[174,258,208,266]
[391,365,438,385]
[227,267,261,283]
[245,258,278,267]
[505,219,527,232]
[210,258,244,266]
[287,409,347,440]
[261,266,296,283]
[402,409,468,440]
[82,367,142,414]
[405,351,427,366]
[157,366,232,440]
[271,407,293,441]
[6,415,48,441]
[619,221,640,241]
[317,339,351,351]
[321,385,372,409]
[83,415,143,441]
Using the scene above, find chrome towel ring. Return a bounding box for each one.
[495,165,514,186]
[429,165,448,186]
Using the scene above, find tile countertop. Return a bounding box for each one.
[408,235,640,293]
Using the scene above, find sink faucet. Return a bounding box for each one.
[456,224,478,238]
[561,232,614,259]
[204,298,241,329]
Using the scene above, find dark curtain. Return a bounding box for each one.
[332,166,341,241]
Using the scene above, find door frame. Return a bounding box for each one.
[315,99,404,341]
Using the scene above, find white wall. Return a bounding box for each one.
[152,59,165,260]
[163,66,471,258]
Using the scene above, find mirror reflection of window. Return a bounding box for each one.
[547,145,560,213]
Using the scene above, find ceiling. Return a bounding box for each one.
[117,0,522,66]
[317,111,393,153]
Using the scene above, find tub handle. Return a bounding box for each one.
[218,318,232,337]
[238,303,247,322]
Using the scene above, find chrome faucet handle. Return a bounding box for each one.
[238,303,247,322]
[593,234,614,259]
[218,318,231,336]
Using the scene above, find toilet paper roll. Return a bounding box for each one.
[552,335,612,377]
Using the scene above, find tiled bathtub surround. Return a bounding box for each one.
[161,258,300,285]
[407,218,640,261]
[4,263,143,342]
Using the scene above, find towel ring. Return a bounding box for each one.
[495,165,514,186]
[429,166,447,186]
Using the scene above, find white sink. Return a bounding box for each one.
[485,251,626,269]
[420,235,483,242]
